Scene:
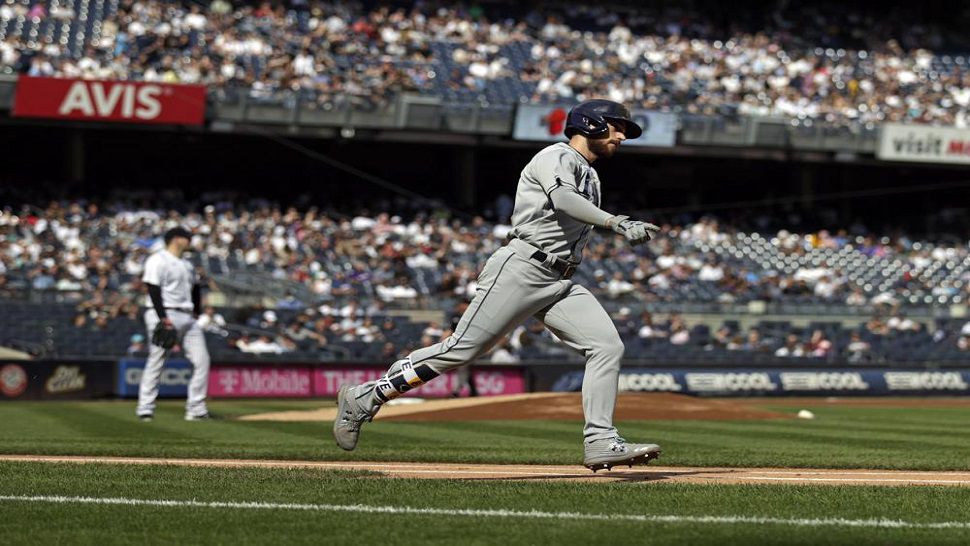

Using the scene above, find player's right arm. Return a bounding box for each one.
[141,254,170,324]
[534,150,658,244]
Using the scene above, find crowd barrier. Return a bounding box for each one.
[3,359,969,400]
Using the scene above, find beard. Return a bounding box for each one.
[588,137,619,158]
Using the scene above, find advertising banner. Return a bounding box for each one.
[551,368,970,397]
[513,104,676,147]
[116,358,193,398]
[0,361,115,400]
[210,366,312,398]
[313,366,525,398]
[877,123,970,164]
[115,361,526,399]
[13,76,206,126]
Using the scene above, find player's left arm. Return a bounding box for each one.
[552,191,657,244]
[538,152,658,244]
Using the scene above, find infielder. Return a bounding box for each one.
[334,99,662,470]
[137,227,212,421]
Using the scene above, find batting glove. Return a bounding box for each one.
[607,215,660,246]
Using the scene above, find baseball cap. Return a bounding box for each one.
[164,227,192,244]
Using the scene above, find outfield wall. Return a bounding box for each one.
[2,359,970,400]
[542,367,970,397]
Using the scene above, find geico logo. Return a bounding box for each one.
[817,373,868,389]
[686,373,777,391]
[618,373,682,391]
[720,373,774,390]
[916,372,967,389]
[58,81,162,119]
[125,368,192,386]
[885,372,969,390]
[781,372,869,390]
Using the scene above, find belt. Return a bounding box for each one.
[164,307,193,313]
[529,250,577,280]
[507,238,579,280]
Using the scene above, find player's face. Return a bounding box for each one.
[589,122,627,158]
[171,236,190,254]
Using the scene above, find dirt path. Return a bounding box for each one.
[3,455,967,486]
[239,393,792,422]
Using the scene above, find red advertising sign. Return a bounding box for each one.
[12,76,206,126]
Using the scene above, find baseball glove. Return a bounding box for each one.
[151,322,178,349]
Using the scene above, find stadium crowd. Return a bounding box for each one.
[3,200,968,307]
[1,199,968,361]
[1,0,969,124]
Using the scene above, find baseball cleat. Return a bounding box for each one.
[138,414,154,422]
[333,384,375,451]
[583,437,661,471]
[184,413,213,421]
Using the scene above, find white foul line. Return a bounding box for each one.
[0,495,968,530]
[751,470,970,477]
[734,477,970,485]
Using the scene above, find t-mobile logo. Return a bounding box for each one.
[218,370,240,394]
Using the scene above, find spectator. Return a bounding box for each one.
[866,316,890,336]
[669,323,690,345]
[845,288,867,306]
[422,321,444,340]
[240,334,288,355]
[197,306,228,336]
[490,342,520,363]
[958,331,970,352]
[637,311,667,339]
[607,272,635,299]
[743,328,767,352]
[775,334,806,357]
[808,329,833,358]
[887,313,920,332]
[284,318,326,349]
[127,333,147,355]
[846,332,872,362]
[276,290,305,311]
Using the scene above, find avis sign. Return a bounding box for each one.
[13,76,206,126]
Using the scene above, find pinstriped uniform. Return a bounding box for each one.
[137,250,210,419]
[360,143,625,443]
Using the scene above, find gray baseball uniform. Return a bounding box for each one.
[138,249,210,419]
[355,142,625,442]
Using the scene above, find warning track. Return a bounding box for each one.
[2,455,968,487]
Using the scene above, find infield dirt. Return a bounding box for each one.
[3,455,969,487]
[238,392,792,422]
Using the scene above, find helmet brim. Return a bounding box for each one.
[604,116,643,139]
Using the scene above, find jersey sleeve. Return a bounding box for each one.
[142,254,162,285]
[533,150,583,196]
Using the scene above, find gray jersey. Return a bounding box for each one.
[508,142,601,263]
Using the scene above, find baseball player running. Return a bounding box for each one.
[334,100,662,471]
[137,227,212,422]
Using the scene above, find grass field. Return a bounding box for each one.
[1,398,969,544]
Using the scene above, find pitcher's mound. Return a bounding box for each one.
[239,393,790,422]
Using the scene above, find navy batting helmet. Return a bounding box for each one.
[563,99,643,140]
